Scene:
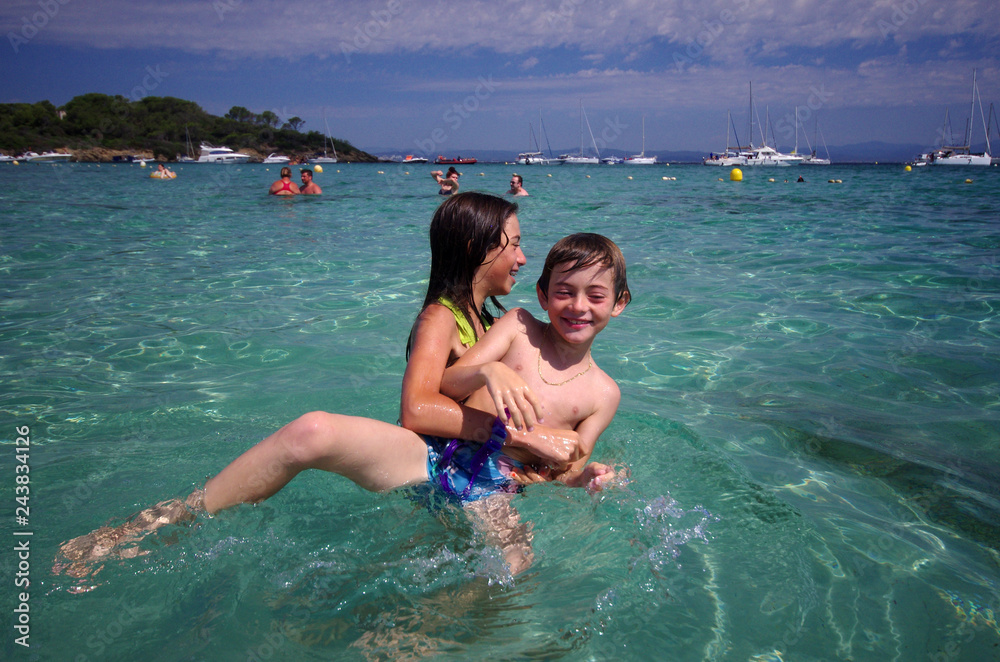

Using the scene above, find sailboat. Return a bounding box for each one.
[743,88,802,167]
[311,111,338,164]
[559,101,601,164]
[703,110,746,166]
[176,126,197,162]
[625,116,657,164]
[799,111,831,165]
[911,69,992,166]
[516,117,552,164]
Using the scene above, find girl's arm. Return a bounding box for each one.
[399,304,499,444]
[441,309,544,431]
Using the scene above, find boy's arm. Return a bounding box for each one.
[441,309,544,431]
[551,381,621,488]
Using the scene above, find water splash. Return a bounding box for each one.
[634,494,718,572]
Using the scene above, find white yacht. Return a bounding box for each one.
[262,153,290,164]
[703,111,747,166]
[798,112,831,165]
[23,151,73,162]
[625,116,657,164]
[910,70,993,167]
[197,143,252,164]
[744,145,803,167]
[516,151,553,165]
[311,112,338,163]
[560,101,601,164]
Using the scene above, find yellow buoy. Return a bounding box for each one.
[904,165,912,172]
[12,160,18,165]
[627,176,633,180]
[662,176,668,180]
[768,178,775,182]
[730,168,742,182]
[314,165,323,173]
[586,175,591,178]
[965,178,973,183]
[547,173,552,177]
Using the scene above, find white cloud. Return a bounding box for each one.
[3,0,997,60]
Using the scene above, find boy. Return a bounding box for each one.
[435,232,629,573]
[442,231,630,491]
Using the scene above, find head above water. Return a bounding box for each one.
[537,233,631,308]
[410,192,520,356]
[280,166,292,178]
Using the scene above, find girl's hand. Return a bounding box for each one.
[509,464,553,486]
[482,362,545,430]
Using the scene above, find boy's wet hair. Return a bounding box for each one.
[537,233,631,306]
[408,192,519,358]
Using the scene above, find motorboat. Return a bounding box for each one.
[197,143,252,164]
[401,154,428,164]
[744,145,803,167]
[601,155,624,165]
[23,151,73,162]
[435,156,477,164]
[560,154,600,164]
[262,153,291,164]
[0,154,16,163]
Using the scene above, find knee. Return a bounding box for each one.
[278,411,341,467]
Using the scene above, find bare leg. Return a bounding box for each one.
[203,411,430,512]
[464,494,534,575]
[55,412,430,569]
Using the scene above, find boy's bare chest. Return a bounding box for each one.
[502,344,597,429]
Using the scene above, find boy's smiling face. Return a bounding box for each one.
[537,261,627,344]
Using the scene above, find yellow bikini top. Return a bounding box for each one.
[438,297,489,348]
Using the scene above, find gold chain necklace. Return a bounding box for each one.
[537,328,593,386]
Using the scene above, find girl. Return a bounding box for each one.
[58,192,579,572]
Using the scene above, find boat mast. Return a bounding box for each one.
[966,68,976,151]
[793,106,798,155]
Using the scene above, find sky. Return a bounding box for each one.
[2,0,998,157]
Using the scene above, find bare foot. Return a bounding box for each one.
[54,490,204,576]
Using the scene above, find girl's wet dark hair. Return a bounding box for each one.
[406,192,519,359]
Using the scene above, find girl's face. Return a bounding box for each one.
[474,214,526,298]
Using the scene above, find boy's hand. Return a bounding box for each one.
[482,362,545,430]
[565,462,620,494]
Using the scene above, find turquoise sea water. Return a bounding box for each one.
[1,161,999,661]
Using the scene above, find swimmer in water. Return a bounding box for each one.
[431,166,460,195]
[268,166,300,195]
[507,173,529,197]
